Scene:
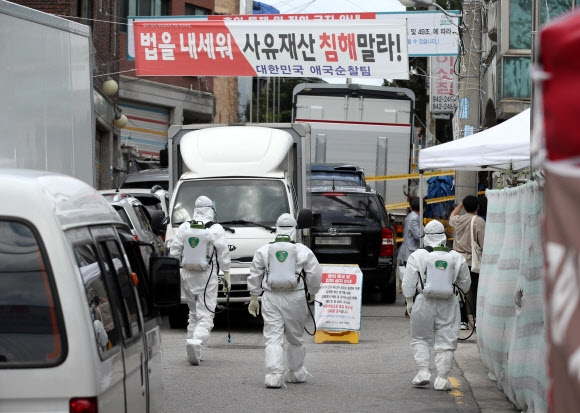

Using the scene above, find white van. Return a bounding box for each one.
[0,169,181,413]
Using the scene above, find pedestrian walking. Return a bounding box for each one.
[169,195,231,365]
[247,213,322,388]
[402,220,471,390]
[450,195,486,330]
[397,197,422,316]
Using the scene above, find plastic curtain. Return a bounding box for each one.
[477,180,546,412]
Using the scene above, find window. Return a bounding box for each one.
[185,3,211,15]
[78,0,93,23]
[99,240,141,341]
[119,0,169,32]
[72,243,120,358]
[0,220,65,366]
[172,179,289,227]
[113,206,134,229]
[133,204,153,232]
[311,193,384,228]
[118,229,153,319]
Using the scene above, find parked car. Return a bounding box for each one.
[309,163,366,188]
[0,169,181,412]
[101,193,166,261]
[308,185,397,303]
[118,168,169,191]
[101,188,170,241]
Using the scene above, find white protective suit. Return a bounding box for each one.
[247,213,322,388]
[402,220,471,391]
[169,196,231,365]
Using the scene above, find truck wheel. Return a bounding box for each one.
[380,281,397,304]
[168,305,188,329]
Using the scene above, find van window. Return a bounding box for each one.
[0,220,65,366]
[118,229,153,319]
[72,243,120,358]
[99,240,141,341]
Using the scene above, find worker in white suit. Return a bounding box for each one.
[247,213,322,388]
[169,196,231,365]
[402,220,471,391]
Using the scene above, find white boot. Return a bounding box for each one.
[186,339,202,366]
[284,367,310,383]
[264,373,283,388]
[412,368,431,386]
[434,375,452,391]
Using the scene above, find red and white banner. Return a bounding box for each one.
[133,19,408,79]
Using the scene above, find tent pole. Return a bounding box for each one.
[419,169,424,248]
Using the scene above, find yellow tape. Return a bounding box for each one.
[366,170,455,182]
[425,195,455,204]
[385,195,456,211]
[385,202,412,210]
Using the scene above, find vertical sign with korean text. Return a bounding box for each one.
[314,264,363,332]
[430,55,459,114]
[133,19,409,79]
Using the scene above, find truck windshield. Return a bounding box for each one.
[171,179,289,227]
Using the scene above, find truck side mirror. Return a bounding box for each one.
[149,256,181,308]
[296,208,313,229]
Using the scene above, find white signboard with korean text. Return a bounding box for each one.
[429,55,459,114]
[314,264,363,332]
[133,19,409,79]
[127,11,460,60]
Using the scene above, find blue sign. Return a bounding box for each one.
[459,98,470,119]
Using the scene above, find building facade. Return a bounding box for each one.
[479,0,576,127]
[11,0,124,189]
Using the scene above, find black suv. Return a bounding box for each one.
[309,186,397,303]
[309,163,366,187]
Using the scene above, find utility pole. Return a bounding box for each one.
[455,0,482,204]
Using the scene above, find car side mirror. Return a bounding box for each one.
[296,208,313,229]
[150,210,167,235]
[149,256,181,308]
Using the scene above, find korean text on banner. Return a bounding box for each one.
[127,11,459,60]
[133,19,409,79]
[314,265,363,332]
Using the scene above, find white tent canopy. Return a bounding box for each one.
[419,109,530,171]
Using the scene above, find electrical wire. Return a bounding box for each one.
[93,69,136,77]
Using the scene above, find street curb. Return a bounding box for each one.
[455,332,521,413]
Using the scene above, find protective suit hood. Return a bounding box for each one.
[423,220,447,247]
[192,195,216,223]
[275,213,297,241]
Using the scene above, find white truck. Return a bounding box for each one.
[0,0,94,184]
[165,123,311,327]
[293,83,416,222]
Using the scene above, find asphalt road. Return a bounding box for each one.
[159,292,518,413]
